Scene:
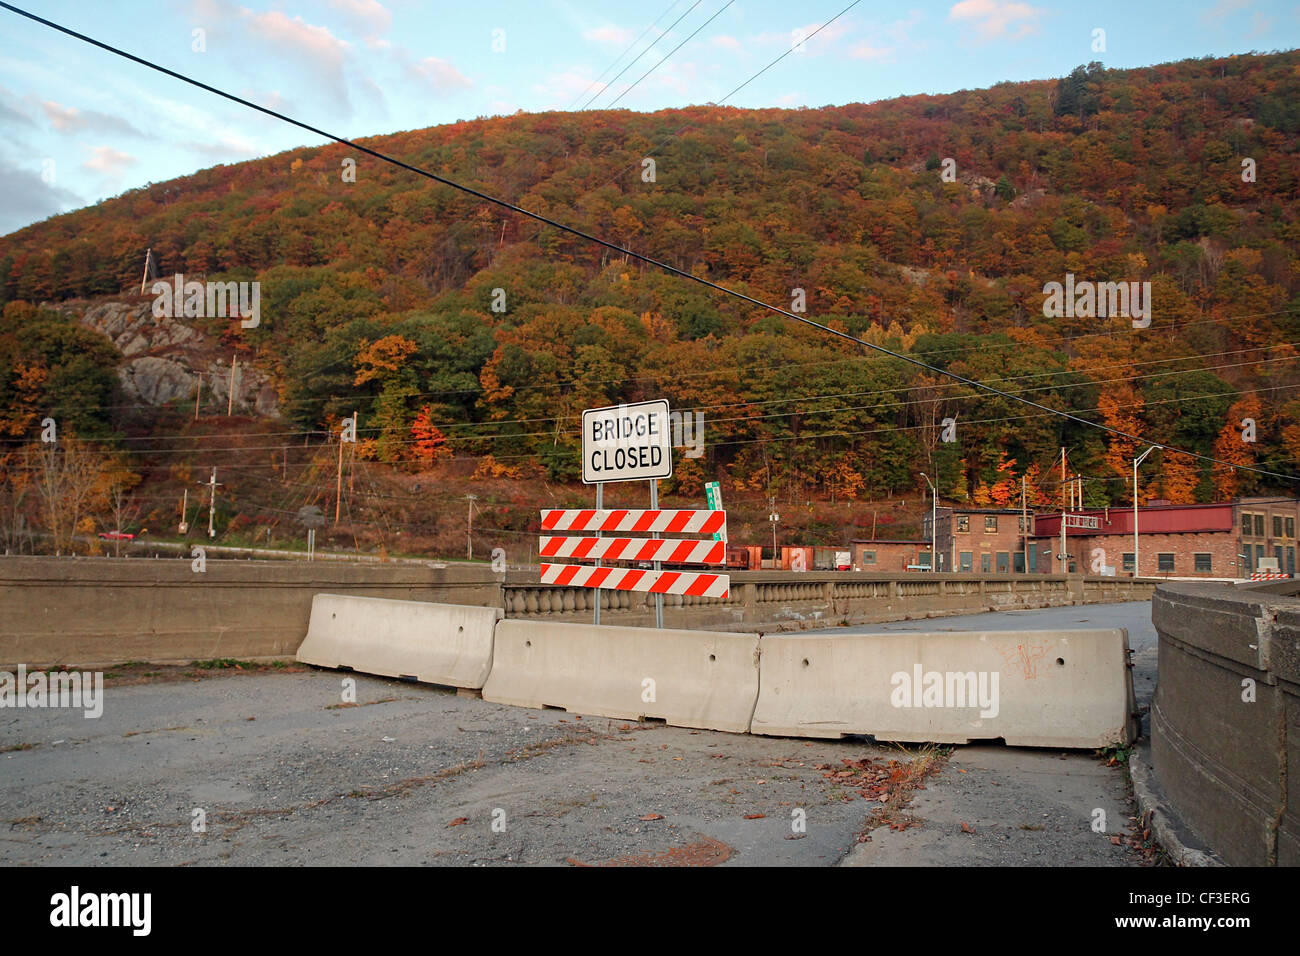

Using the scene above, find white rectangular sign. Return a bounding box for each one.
[1063,513,1100,530]
[581,400,673,485]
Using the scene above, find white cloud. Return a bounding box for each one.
[850,42,893,61]
[81,145,138,176]
[0,85,36,128]
[408,57,472,94]
[180,137,260,160]
[40,100,143,136]
[1204,0,1251,21]
[711,34,743,51]
[328,0,392,35]
[239,88,288,112]
[0,159,83,236]
[583,24,637,46]
[948,0,1042,40]
[245,10,353,100]
[755,19,852,54]
[533,68,599,105]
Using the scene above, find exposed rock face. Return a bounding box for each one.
[51,299,280,417]
[121,356,197,405]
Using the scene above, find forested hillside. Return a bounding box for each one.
[2,50,1299,546]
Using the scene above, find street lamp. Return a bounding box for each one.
[921,472,937,573]
[1132,446,1157,578]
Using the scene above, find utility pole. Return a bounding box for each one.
[203,468,221,538]
[1133,446,1157,579]
[139,247,152,295]
[466,494,478,560]
[921,472,936,572]
[335,429,345,526]
[179,488,189,535]
[1021,474,1028,574]
[769,496,779,567]
[348,411,358,495]
[1059,448,1068,573]
[194,377,202,420]
[226,355,238,416]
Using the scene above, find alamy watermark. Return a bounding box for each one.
[1,665,103,718]
[590,405,705,458]
[890,665,999,718]
[1042,273,1150,328]
[50,886,150,935]
[152,273,260,328]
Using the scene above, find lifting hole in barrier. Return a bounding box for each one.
[458,626,464,633]
[525,640,532,647]
[1056,657,1065,666]
[802,658,810,667]
[709,654,716,662]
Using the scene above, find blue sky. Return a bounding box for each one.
[1,0,1297,235]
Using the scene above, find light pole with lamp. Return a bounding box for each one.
[921,472,937,572]
[1132,446,1157,578]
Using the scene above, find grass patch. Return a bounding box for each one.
[1097,743,1134,766]
[192,658,247,670]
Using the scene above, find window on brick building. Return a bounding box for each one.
[861,550,876,564]
[1257,544,1267,566]
[981,553,990,572]
[1275,515,1284,538]
[1288,517,1295,539]
[1194,553,1212,572]
[1242,513,1252,536]
[1122,553,1135,571]
[959,551,972,571]
[1157,553,1174,572]
[1289,548,1295,574]
[984,516,998,532]
[957,516,969,533]
[997,552,1009,572]
[1255,515,1265,537]
[1018,516,1030,533]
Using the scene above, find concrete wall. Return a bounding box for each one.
[1151,582,1300,866]
[0,556,500,668]
[1,556,1156,668]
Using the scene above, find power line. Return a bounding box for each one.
[601,0,737,111]
[578,0,706,110]
[33,338,1300,447]
[569,1,685,108]
[2,0,1295,485]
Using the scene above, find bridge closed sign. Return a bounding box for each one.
[582,400,673,484]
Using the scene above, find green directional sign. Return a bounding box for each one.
[705,481,723,541]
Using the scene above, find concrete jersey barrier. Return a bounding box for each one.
[483,619,760,733]
[750,628,1137,748]
[296,594,502,689]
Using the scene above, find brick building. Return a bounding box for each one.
[926,507,1033,573]
[848,539,931,572]
[1033,497,1300,579]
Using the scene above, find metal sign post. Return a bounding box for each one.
[594,482,603,625]
[651,479,663,628]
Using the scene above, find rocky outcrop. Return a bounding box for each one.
[50,299,279,417]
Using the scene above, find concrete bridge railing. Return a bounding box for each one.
[1152,582,1300,866]
[1,556,1156,667]
[504,571,1154,631]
